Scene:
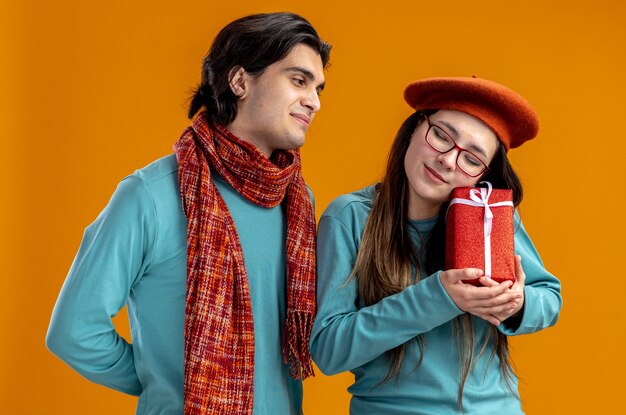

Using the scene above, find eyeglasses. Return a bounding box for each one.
[422,115,489,177]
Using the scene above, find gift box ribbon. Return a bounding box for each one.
[446,181,513,278]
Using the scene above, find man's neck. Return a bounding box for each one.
[224,121,272,157]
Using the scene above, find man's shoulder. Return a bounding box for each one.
[111,154,179,213]
[129,154,178,186]
[321,185,376,222]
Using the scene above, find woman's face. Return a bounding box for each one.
[403,110,499,220]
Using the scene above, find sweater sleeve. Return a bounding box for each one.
[499,214,562,335]
[310,215,463,376]
[46,175,157,395]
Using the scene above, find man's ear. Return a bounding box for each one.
[228,66,248,99]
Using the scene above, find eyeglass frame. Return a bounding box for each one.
[421,115,490,178]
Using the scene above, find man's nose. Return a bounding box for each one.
[302,89,321,113]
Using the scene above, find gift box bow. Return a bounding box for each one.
[446,181,513,279]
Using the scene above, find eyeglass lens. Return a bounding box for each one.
[426,124,486,176]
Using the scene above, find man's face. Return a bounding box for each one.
[228,43,326,155]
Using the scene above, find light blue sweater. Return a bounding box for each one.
[311,186,562,415]
[47,154,303,414]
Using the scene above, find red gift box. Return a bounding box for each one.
[445,182,516,286]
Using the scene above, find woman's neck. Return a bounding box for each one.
[407,196,441,221]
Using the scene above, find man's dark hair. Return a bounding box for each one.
[188,12,331,125]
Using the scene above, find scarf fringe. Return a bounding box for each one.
[284,310,315,379]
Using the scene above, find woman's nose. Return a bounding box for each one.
[437,149,459,171]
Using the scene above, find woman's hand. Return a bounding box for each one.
[476,255,526,325]
[440,264,523,326]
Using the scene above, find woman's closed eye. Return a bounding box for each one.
[462,152,483,167]
[433,126,453,144]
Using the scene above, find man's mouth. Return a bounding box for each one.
[291,113,311,126]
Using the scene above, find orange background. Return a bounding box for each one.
[2,0,625,413]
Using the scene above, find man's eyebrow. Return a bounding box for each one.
[438,120,488,158]
[285,66,326,91]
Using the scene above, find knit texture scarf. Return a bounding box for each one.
[174,112,316,415]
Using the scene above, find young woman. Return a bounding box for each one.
[311,77,562,414]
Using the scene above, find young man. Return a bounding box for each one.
[46,13,331,415]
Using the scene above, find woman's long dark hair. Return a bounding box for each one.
[187,12,331,125]
[351,110,523,408]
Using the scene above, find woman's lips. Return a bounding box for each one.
[425,165,447,184]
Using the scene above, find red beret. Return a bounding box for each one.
[404,77,539,150]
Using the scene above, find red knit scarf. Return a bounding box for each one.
[174,112,316,415]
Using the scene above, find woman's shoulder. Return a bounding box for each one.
[321,185,376,222]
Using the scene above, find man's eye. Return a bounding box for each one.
[293,78,305,86]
